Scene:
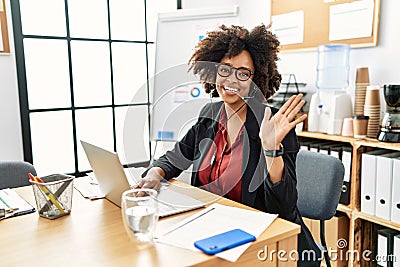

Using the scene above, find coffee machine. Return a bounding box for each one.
[378,84,400,142]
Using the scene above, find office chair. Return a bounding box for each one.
[0,161,37,189]
[296,150,345,267]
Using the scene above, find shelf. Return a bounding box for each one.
[297,131,355,144]
[297,131,400,151]
[337,204,353,215]
[356,139,400,151]
[354,211,400,231]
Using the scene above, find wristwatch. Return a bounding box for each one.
[263,144,284,157]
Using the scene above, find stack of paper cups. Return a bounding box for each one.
[364,85,381,138]
[354,67,370,116]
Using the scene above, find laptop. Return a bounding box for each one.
[80,140,205,217]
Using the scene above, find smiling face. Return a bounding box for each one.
[216,50,255,108]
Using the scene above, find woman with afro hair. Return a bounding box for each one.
[138,24,320,266]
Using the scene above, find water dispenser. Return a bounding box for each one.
[308,44,353,135]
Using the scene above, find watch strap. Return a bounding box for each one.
[263,144,284,157]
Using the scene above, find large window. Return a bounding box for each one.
[11,0,178,176]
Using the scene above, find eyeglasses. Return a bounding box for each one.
[216,63,254,81]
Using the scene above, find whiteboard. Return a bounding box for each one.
[151,6,240,141]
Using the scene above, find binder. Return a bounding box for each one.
[377,228,399,267]
[299,140,321,151]
[299,141,309,151]
[394,235,400,267]
[329,144,343,159]
[339,146,352,205]
[308,141,332,154]
[376,152,400,221]
[318,142,332,155]
[309,142,320,152]
[361,150,389,216]
[391,157,400,224]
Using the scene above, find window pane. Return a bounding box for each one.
[71,41,112,107]
[118,106,150,165]
[75,108,114,171]
[20,0,66,36]
[30,111,75,175]
[24,39,71,109]
[109,0,145,41]
[75,108,114,172]
[112,42,147,105]
[146,0,177,42]
[68,0,109,39]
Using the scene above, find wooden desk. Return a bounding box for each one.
[1,180,300,267]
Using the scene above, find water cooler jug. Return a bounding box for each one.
[308,44,353,135]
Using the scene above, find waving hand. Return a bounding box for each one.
[259,94,307,150]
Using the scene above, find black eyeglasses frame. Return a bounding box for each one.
[215,63,254,82]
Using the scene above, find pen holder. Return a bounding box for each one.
[30,174,74,219]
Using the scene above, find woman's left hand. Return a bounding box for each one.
[259,94,307,150]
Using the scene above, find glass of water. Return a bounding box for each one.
[121,188,159,248]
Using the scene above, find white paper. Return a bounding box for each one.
[73,175,106,199]
[0,20,3,51]
[156,203,277,262]
[271,10,304,45]
[0,0,3,12]
[329,0,374,41]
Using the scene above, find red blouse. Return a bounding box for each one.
[198,106,244,202]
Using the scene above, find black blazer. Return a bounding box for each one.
[151,98,321,265]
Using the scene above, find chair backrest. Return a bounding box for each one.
[0,161,37,189]
[296,150,345,220]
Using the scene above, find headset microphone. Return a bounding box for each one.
[241,96,254,100]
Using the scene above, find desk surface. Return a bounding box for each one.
[1,179,300,267]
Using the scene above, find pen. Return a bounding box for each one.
[162,207,216,237]
[29,173,65,214]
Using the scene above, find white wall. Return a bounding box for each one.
[184,0,400,112]
[0,0,23,161]
[2,0,399,160]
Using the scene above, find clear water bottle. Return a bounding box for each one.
[316,44,350,90]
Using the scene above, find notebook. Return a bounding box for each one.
[80,140,205,217]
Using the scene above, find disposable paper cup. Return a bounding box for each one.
[341,117,354,137]
[353,116,369,138]
[30,174,74,219]
[365,85,381,106]
[356,67,370,84]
